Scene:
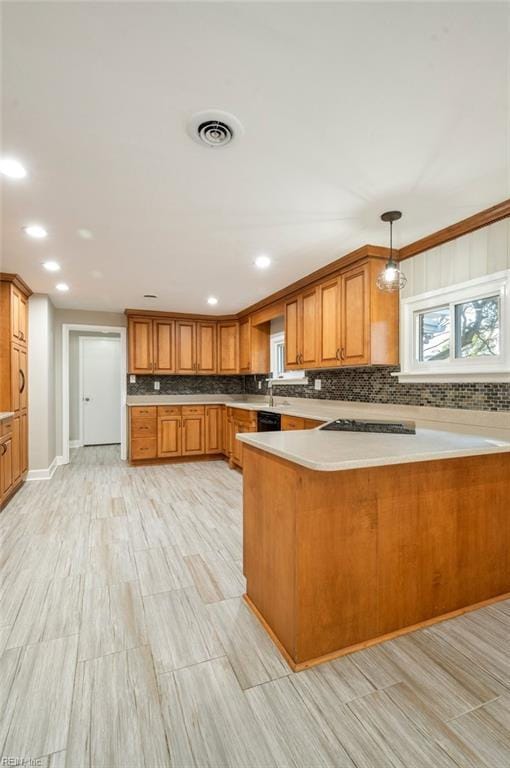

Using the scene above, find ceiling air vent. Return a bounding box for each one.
[187,110,244,149]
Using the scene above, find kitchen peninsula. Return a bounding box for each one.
[239,424,510,670]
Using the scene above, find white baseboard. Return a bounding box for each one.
[69,440,82,449]
[26,455,59,481]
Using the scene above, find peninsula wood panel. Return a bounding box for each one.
[242,447,510,668]
[153,320,175,373]
[128,317,153,373]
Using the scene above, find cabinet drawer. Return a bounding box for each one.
[130,406,156,419]
[158,406,182,417]
[131,437,157,460]
[0,419,13,437]
[231,408,257,425]
[281,415,305,431]
[304,418,322,429]
[182,405,205,416]
[131,420,157,437]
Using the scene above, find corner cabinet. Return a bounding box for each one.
[0,273,32,509]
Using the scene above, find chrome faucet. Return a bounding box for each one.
[265,377,275,407]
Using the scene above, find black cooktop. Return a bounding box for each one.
[319,418,416,435]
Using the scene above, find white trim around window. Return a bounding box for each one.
[396,270,510,383]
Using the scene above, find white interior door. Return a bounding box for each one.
[81,337,121,445]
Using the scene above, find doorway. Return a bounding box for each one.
[80,337,121,446]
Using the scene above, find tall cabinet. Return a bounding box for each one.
[0,274,31,507]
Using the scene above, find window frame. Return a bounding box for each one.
[398,270,510,383]
[270,331,308,384]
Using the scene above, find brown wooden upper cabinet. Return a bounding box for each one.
[239,318,270,374]
[11,286,28,345]
[128,316,154,373]
[217,322,239,374]
[285,287,319,370]
[316,259,398,368]
[176,320,217,375]
[154,319,175,373]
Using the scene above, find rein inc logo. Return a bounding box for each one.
[1,759,44,767]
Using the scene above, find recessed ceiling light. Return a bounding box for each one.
[143,294,157,299]
[207,296,218,306]
[43,260,60,272]
[255,254,271,269]
[24,224,48,239]
[0,157,27,179]
[56,282,69,292]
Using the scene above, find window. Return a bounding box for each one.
[399,271,509,382]
[270,331,307,383]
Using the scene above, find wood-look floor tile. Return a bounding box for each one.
[1,635,78,759]
[159,656,275,768]
[79,579,147,661]
[144,587,222,673]
[245,675,354,767]
[346,688,458,768]
[208,597,290,689]
[87,541,137,585]
[184,551,245,603]
[448,694,510,767]
[7,576,82,649]
[294,654,376,704]
[134,545,192,596]
[66,646,169,768]
[0,568,32,629]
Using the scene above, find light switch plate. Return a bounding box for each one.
[314,379,322,390]
[129,374,136,384]
[258,381,262,390]
[154,381,160,390]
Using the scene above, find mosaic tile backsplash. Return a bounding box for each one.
[127,368,509,411]
[127,375,245,396]
[244,367,510,411]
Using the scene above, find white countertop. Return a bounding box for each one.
[0,412,14,421]
[237,427,510,472]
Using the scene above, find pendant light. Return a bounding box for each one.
[376,210,407,292]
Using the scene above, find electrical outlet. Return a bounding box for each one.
[129,374,136,384]
[154,381,160,391]
[258,381,262,390]
[314,379,322,391]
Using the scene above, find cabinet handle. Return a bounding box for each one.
[340,348,345,361]
[19,369,25,394]
[1,443,6,456]
[335,348,341,361]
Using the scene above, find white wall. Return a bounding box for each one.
[28,294,56,472]
[401,218,510,298]
[53,308,126,456]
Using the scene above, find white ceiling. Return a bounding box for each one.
[1,1,509,313]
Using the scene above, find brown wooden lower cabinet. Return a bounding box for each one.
[182,414,205,455]
[11,414,21,483]
[0,435,13,498]
[158,416,181,457]
[205,406,222,454]
[281,415,322,431]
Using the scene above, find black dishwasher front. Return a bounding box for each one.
[257,411,281,432]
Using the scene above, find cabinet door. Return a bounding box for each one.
[19,348,28,410]
[340,264,369,366]
[154,320,175,373]
[238,319,251,373]
[1,438,13,497]
[231,420,244,467]
[176,321,196,374]
[158,416,181,457]
[20,411,28,474]
[281,415,305,431]
[217,323,239,374]
[300,287,319,368]
[128,317,153,373]
[284,297,300,369]
[11,415,20,483]
[11,345,20,412]
[318,278,341,367]
[221,406,228,454]
[11,288,20,342]
[182,415,205,455]
[196,322,217,374]
[205,406,222,454]
[18,294,28,345]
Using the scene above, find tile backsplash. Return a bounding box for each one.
[127,375,245,396]
[244,367,510,411]
[127,368,509,411]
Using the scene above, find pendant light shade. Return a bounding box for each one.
[376,211,407,292]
